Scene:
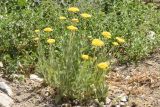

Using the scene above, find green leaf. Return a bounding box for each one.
[17,0,27,7]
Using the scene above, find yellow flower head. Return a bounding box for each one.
[44,27,53,32]
[81,54,89,60]
[68,7,80,13]
[102,31,111,39]
[59,16,67,20]
[112,42,119,46]
[116,37,125,43]
[97,62,109,70]
[71,18,79,23]
[35,29,40,33]
[34,37,39,41]
[91,39,104,47]
[80,13,92,18]
[47,39,55,44]
[67,25,78,31]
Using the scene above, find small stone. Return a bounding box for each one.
[116,105,120,107]
[0,61,3,67]
[147,31,155,40]
[120,95,128,102]
[0,93,13,107]
[106,97,111,104]
[61,103,72,107]
[0,82,13,96]
[113,65,127,72]
[30,74,43,82]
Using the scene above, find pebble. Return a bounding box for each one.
[30,74,43,82]
[0,82,13,96]
[120,95,128,102]
[0,93,13,107]
[106,97,111,104]
[0,61,3,67]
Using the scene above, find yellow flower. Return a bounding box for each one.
[43,27,53,32]
[112,42,119,46]
[35,29,40,33]
[97,62,109,70]
[81,54,89,60]
[47,39,55,44]
[116,37,125,43]
[59,16,67,20]
[91,39,104,47]
[68,7,80,13]
[71,18,79,23]
[67,25,78,31]
[102,31,111,39]
[80,13,91,18]
[34,37,39,41]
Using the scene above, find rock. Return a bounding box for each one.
[30,74,43,82]
[0,82,13,96]
[147,31,156,40]
[0,93,13,107]
[120,95,128,102]
[0,61,3,67]
[106,97,111,104]
[113,65,127,72]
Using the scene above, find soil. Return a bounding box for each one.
[0,49,160,107]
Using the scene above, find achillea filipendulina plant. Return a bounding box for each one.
[43,27,53,32]
[37,7,110,104]
[80,13,92,18]
[91,39,104,47]
[68,7,80,13]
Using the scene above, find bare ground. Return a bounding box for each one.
[0,49,160,107]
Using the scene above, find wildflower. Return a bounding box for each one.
[59,16,67,20]
[102,31,111,39]
[71,18,79,23]
[68,7,79,13]
[81,54,89,60]
[80,13,91,18]
[47,39,55,44]
[35,29,40,33]
[112,42,119,46]
[43,27,53,32]
[34,37,39,41]
[67,25,78,31]
[116,37,125,43]
[91,39,104,47]
[97,62,109,70]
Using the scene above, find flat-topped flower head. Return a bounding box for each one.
[68,7,79,13]
[47,39,55,44]
[116,37,125,43]
[97,62,109,70]
[67,25,78,31]
[80,13,91,18]
[35,29,40,33]
[112,42,119,46]
[91,39,104,47]
[44,27,53,32]
[81,54,89,60]
[71,18,79,23]
[59,16,67,20]
[102,31,111,39]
